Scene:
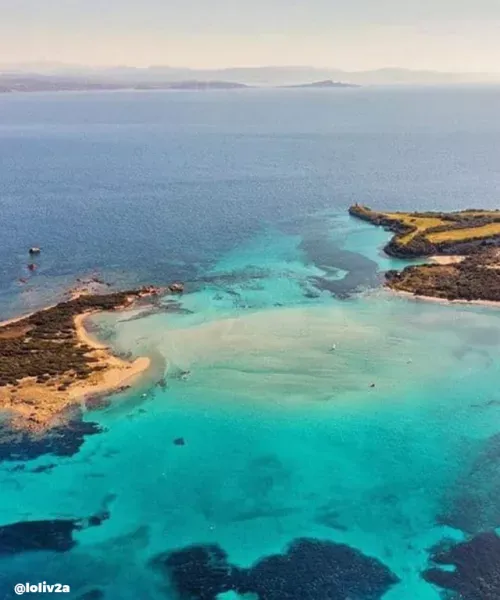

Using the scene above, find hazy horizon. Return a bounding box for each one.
[1,0,500,74]
[2,61,500,76]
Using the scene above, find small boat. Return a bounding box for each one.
[330,343,337,351]
[27,263,37,271]
[29,247,41,255]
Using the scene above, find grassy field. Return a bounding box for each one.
[384,213,445,244]
[428,222,500,243]
[349,204,500,257]
[380,210,500,246]
[349,204,500,300]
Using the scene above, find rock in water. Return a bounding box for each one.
[169,282,185,294]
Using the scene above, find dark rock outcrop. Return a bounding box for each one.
[168,282,185,294]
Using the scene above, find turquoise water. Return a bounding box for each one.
[1,88,500,599]
[2,217,500,598]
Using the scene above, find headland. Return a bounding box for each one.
[349,204,500,302]
[0,285,168,434]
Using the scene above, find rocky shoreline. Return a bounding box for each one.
[349,204,500,302]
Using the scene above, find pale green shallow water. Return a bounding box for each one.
[2,216,500,599]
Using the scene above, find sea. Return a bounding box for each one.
[0,86,500,599]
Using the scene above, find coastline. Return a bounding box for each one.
[0,303,59,329]
[69,312,151,401]
[0,288,161,434]
[389,287,500,309]
[428,255,464,265]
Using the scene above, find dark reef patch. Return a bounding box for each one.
[0,410,102,462]
[0,508,109,556]
[84,394,114,411]
[152,544,240,600]
[438,433,500,533]
[423,532,500,600]
[0,519,78,555]
[299,231,380,298]
[153,537,399,599]
[30,462,57,474]
[239,538,400,600]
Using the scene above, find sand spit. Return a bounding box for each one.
[0,287,164,434]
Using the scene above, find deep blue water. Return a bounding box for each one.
[1,87,500,600]
[1,87,499,317]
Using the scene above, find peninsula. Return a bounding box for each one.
[0,286,165,433]
[349,204,500,302]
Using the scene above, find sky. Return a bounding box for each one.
[1,0,500,72]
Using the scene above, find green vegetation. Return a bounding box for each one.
[349,204,500,258]
[0,290,152,388]
[349,204,500,302]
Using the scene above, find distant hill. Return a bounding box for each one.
[1,64,499,86]
[282,80,359,89]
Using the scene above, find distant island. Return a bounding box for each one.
[0,74,357,94]
[349,204,500,303]
[135,80,249,91]
[282,80,359,89]
[0,76,250,94]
